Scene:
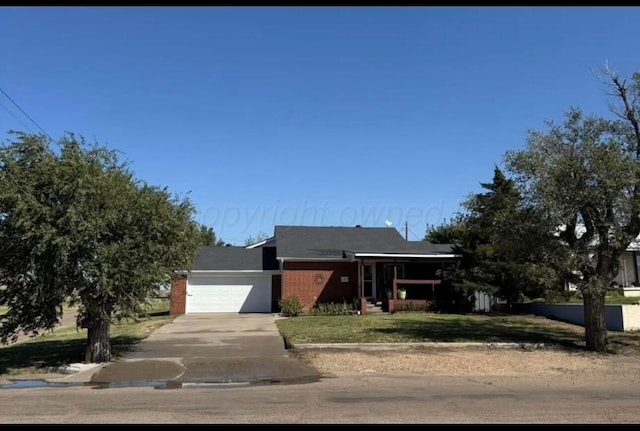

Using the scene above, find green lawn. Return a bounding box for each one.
[0,298,173,376]
[275,313,582,345]
[275,312,640,353]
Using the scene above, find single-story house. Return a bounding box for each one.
[170,225,461,314]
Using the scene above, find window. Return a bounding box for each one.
[383,264,404,283]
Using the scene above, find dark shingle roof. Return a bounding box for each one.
[275,225,454,259]
[191,246,264,270]
[373,241,456,254]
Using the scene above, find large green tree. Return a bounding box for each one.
[504,67,640,352]
[0,132,201,362]
[198,224,225,246]
[426,167,555,310]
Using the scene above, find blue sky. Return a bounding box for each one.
[2,6,639,244]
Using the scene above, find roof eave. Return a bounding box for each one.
[350,252,462,259]
[245,237,276,249]
[277,257,350,262]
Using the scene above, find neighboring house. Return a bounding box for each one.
[613,249,640,287]
[562,237,640,296]
[170,225,461,315]
[556,224,640,296]
[611,240,640,296]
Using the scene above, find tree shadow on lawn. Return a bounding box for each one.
[0,335,144,375]
[373,314,586,350]
[608,330,640,354]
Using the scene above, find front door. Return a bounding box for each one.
[363,264,375,300]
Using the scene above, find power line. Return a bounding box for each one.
[0,86,54,142]
[410,227,424,241]
[0,100,36,134]
[404,222,423,241]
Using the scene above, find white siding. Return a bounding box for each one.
[613,251,638,287]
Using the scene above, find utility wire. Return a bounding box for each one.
[0,100,36,134]
[0,86,54,142]
[407,225,423,241]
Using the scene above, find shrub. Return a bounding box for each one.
[278,296,303,317]
[392,301,436,313]
[308,299,355,316]
[543,289,574,303]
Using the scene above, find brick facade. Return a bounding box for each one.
[282,261,359,309]
[170,276,187,315]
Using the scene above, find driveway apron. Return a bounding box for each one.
[90,313,321,386]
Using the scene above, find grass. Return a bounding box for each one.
[276,313,583,345]
[0,298,173,376]
[275,312,640,354]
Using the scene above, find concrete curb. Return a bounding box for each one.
[290,342,546,350]
[54,363,104,375]
[47,363,107,382]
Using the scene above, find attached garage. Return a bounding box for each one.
[186,273,272,313]
[170,245,281,315]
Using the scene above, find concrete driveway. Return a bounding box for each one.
[89,313,321,387]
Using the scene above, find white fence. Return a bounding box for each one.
[473,291,495,313]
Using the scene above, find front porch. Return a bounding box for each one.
[356,258,454,315]
[385,278,441,313]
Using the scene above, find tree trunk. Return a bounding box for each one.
[583,291,608,352]
[85,317,111,363]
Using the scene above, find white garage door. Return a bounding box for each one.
[185,274,272,313]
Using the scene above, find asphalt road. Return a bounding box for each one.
[0,374,639,424]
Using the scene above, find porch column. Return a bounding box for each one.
[360,261,367,315]
[393,265,398,299]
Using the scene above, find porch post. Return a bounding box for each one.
[438,262,444,302]
[360,261,367,315]
[393,265,398,299]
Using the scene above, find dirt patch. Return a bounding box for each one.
[289,345,640,385]
[287,318,640,384]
